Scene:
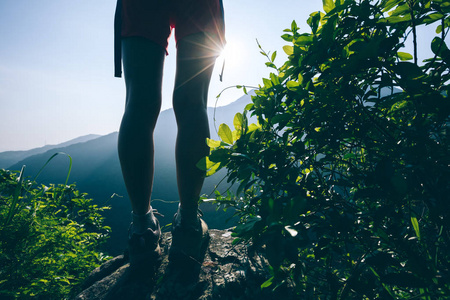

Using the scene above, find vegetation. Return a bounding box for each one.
[0,161,110,299]
[203,0,450,298]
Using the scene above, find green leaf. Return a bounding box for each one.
[263,77,273,88]
[296,34,314,46]
[286,81,300,91]
[382,0,402,12]
[281,34,293,42]
[385,14,411,23]
[322,0,335,13]
[209,148,231,163]
[234,216,262,236]
[232,129,241,141]
[431,37,450,61]
[270,72,280,85]
[393,62,423,79]
[206,138,221,148]
[233,113,244,131]
[397,52,413,61]
[261,276,274,289]
[206,162,221,176]
[388,3,409,17]
[271,51,277,62]
[307,11,322,34]
[232,237,242,245]
[248,123,261,133]
[431,37,442,56]
[5,165,26,226]
[411,216,421,240]
[283,45,294,56]
[291,20,298,32]
[218,123,234,144]
[272,114,292,126]
[32,152,72,186]
[422,13,443,25]
[196,157,220,174]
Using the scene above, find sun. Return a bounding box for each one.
[218,39,244,70]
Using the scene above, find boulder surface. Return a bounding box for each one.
[74,229,295,300]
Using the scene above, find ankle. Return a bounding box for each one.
[177,204,199,225]
[132,208,157,234]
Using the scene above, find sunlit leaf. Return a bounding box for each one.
[261,276,274,288]
[247,123,261,133]
[322,0,335,13]
[283,45,294,56]
[388,3,409,16]
[382,0,403,12]
[206,162,221,176]
[423,13,443,25]
[296,34,313,46]
[397,51,413,61]
[385,14,411,23]
[206,138,221,148]
[287,81,300,91]
[271,51,277,62]
[218,123,234,144]
[233,113,244,131]
[291,20,298,32]
[411,216,421,240]
[196,156,218,171]
[281,34,293,42]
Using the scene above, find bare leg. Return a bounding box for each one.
[173,33,219,219]
[118,37,165,218]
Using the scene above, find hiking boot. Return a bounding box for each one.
[168,206,210,264]
[127,216,162,271]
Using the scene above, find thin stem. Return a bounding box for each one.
[408,0,418,65]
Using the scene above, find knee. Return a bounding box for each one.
[125,84,161,114]
[172,86,208,121]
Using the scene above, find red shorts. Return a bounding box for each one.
[121,0,225,53]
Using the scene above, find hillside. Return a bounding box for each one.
[5,93,253,255]
[0,134,100,169]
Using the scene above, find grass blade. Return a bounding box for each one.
[4,165,26,226]
[31,152,72,186]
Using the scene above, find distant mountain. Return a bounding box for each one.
[0,134,100,169]
[7,92,253,255]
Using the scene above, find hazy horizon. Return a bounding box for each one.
[1,0,445,152]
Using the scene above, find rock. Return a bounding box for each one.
[74,229,296,300]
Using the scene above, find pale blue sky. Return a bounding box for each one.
[0,0,444,151]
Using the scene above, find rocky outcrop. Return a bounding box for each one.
[74,229,296,300]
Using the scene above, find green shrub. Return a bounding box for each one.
[204,0,450,298]
[0,168,110,299]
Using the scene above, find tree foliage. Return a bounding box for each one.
[204,0,450,298]
[0,168,111,299]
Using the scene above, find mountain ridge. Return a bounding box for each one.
[4,92,253,255]
[0,134,101,169]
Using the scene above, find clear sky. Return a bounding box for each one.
[0,0,444,151]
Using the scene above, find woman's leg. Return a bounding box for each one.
[172,33,219,220]
[118,37,165,224]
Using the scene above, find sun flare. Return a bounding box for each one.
[218,39,244,70]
